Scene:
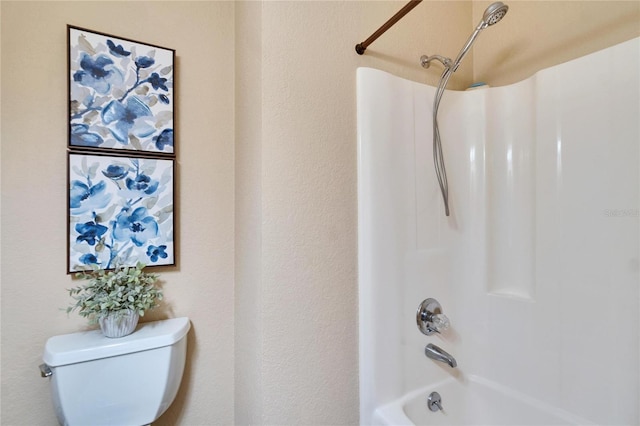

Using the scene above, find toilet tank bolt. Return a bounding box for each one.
[39,363,52,378]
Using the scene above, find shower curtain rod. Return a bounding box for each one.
[355,0,423,55]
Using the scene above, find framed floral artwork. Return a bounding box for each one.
[68,26,175,155]
[68,152,175,273]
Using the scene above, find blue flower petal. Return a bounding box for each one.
[79,253,100,265]
[132,217,159,246]
[106,39,131,57]
[126,96,152,119]
[80,54,113,78]
[70,124,103,147]
[143,181,159,195]
[131,120,157,140]
[69,181,90,209]
[73,53,123,95]
[102,164,128,180]
[102,97,152,144]
[111,119,131,144]
[135,56,155,68]
[101,100,127,125]
[153,128,173,151]
[75,221,108,246]
[74,70,110,94]
[70,180,111,215]
[125,174,159,196]
[146,244,168,263]
[147,73,168,91]
[71,124,89,134]
[113,207,159,247]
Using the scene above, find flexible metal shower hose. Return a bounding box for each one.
[433,68,453,216]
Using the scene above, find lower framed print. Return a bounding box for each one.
[68,152,175,273]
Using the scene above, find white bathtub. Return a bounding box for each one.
[372,376,595,426]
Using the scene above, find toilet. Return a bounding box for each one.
[41,317,190,426]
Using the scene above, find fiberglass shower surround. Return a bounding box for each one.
[357,37,639,426]
[355,1,511,217]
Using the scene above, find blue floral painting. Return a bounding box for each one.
[69,26,174,154]
[68,153,174,272]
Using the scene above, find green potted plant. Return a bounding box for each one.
[67,262,163,338]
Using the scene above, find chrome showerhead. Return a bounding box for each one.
[420,2,509,73]
[482,2,509,27]
[448,1,509,71]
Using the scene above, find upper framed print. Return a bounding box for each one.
[68,26,175,155]
[68,152,175,273]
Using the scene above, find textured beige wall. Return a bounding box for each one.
[234,1,471,424]
[3,0,639,425]
[473,0,640,86]
[0,1,234,425]
[235,2,264,424]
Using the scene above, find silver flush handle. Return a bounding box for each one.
[39,363,52,378]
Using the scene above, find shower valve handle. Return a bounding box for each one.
[430,313,450,333]
[417,298,450,335]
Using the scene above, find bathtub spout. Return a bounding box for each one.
[425,343,457,368]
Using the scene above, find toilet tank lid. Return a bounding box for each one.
[43,317,190,367]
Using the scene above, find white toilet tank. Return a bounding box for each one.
[42,317,190,426]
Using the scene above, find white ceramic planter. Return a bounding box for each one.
[98,310,140,338]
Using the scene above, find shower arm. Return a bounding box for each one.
[421,55,453,69]
[421,27,483,72]
[355,0,423,55]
